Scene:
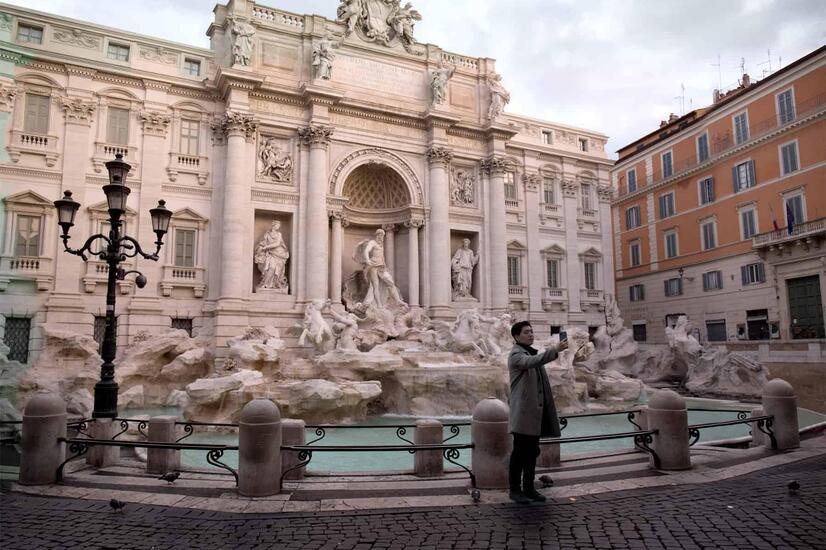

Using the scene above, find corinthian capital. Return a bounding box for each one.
[426,146,453,167]
[298,124,334,148]
[405,217,425,229]
[220,111,258,142]
[480,155,510,175]
[561,178,578,198]
[597,184,614,202]
[140,110,171,137]
[0,84,18,112]
[61,97,96,125]
[522,172,542,191]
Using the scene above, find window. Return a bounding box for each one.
[106,107,130,145]
[3,317,31,363]
[741,262,766,285]
[732,160,755,192]
[184,58,201,77]
[699,177,715,205]
[706,320,727,342]
[107,43,130,61]
[174,229,196,267]
[581,183,592,210]
[632,322,647,342]
[23,93,50,134]
[746,308,770,340]
[701,219,716,250]
[542,178,555,204]
[629,284,645,302]
[14,214,41,257]
[785,194,805,226]
[697,133,709,163]
[702,270,723,291]
[17,23,43,44]
[180,119,200,156]
[583,262,597,290]
[664,277,683,297]
[664,231,678,259]
[658,192,675,219]
[171,318,193,337]
[627,169,637,193]
[550,326,561,336]
[780,142,799,175]
[629,241,641,267]
[93,315,118,356]
[777,89,795,125]
[740,208,757,240]
[578,138,588,152]
[541,131,552,145]
[734,112,749,144]
[661,151,673,178]
[504,172,517,200]
[507,256,521,286]
[625,206,641,229]
[546,259,559,288]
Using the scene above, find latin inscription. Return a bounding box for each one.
[261,41,298,72]
[333,55,426,99]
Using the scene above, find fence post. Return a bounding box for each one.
[646,390,691,470]
[762,379,799,450]
[238,399,282,497]
[414,419,443,477]
[281,419,306,481]
[86,419,120,467]
[750,407,765,447]
[471,397,510,489]
[146,416,180,475]
[20,392,66,485]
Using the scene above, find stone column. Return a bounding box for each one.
[20,392,66,485]
[471,397,511,489]
[281,418,306,481]
[86,419,119,468]
[382,223,396,276]
[329,211,346,304]
[523,173,543,315]
[596,185,615,296]
[238,399,282,497]
[482,157,509,313]
[299,124,334,301]
[219,111,257,300]
[405,217,423,307]
[561,179,583,315]
[761,379,799,450]
[426,147,453,316]
[646,390,691,470]
[146,416,180,475]
[414,419,443,477]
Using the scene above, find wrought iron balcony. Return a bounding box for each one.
[752,217,826,253]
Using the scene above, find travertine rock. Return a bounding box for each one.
[64,388,93,417]
[120,385,145,409]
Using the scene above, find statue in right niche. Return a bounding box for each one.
[451,238,479,300]
[254,220,290,292]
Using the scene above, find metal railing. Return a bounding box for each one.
[688,415,776,449]
[752,216,826,248]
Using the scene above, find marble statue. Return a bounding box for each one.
[353,228,404,309]
[337,0,363,35]
[254,221,290,292]
[258,138,293,182]
[312,33,337,80]
[451,169,475,206]
[388,2,422,49]
[430,61,455,106]
[336,0,421,52]
[487,72,510,120]
[228,17,255,67]
[329,307,360,351]
[480,312,513,353]
[298,299,334,350]
[451,239,479,300]
[432,309,497,359]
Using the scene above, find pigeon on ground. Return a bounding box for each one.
[109,498,126,513]
[539,475,554,488]
[788,480,800,495]
[158,471,180,484]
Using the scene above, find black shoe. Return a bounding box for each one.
[508,490,532,504]
[523,489,547,502]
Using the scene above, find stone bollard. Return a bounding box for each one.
[238,399,282,497]
[414,419,443,477]
[471,397,511,489]
[86,419,120,467]
[762,379,799,450]
[646,390,691,470]
[281,419,306,481]
[20,392,66,485]
[750,407,766,447]
[630,406,649,431]
[146,416,180,475]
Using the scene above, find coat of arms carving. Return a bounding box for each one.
[337,0,422,54]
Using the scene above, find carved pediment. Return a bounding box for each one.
[172,207,208,222]
[579,246,602,259]
[87,200,138,218]
[541,244,565,257]
[507,239,526,250]
[3,190,54,207]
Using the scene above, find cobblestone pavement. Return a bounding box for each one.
[1,455,823,550]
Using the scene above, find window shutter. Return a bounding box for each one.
[747,160,755,187]
[741,265,749,285]
[658,196,664,218]
[757,263,765,283]
[107,107,130,145]
[708,178,715,202]
[640,285,645,300]
[625,209,631,229]
[24,94,50,134]
[732,166,739,193]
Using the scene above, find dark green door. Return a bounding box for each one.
[787,275,825,339]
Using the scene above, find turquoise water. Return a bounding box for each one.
[122,401,825,474]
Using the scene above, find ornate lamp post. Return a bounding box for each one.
[53,154,171,418]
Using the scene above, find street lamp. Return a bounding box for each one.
[54,154,171,418]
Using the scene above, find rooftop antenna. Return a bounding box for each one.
[758,48,773,78]
[711,54,722,91]
[673,83,686,115]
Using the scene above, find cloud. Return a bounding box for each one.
[15,0,826,157]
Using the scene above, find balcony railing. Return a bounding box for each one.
[161,265,206,298]
[0,256,53,291]
[541,202,561,214]
[508,285,526,296]
[92,142,138,174]
[580,288,604,303]
[752,217,826,249]
[505,199,520,209]
[82,260,133,294]
[8,130,60,166]
[167,152,209,185]
[617,93,826,198]
[578,208,597,218]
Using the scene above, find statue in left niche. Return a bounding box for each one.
[228,16,255,66]
[258,138,293,182]
[254,220,290,292]
[312,32,338,80]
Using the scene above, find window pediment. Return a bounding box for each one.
[579,246,602,259]
[87,200,137,219]
[3,190,54,208]
[541,244,565,258]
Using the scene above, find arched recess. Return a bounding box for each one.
[329,148,424,206]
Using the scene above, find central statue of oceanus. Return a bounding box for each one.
[350,228,404,309]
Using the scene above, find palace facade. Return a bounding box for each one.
[0,0,614,364]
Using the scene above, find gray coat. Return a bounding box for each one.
[508,344,561,437]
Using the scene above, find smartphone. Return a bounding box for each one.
[559,331,567,342]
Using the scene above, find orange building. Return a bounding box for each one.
[610,46,825,349]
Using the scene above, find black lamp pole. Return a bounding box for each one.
[54,154,172,419]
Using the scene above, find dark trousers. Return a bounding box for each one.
[509,433,540,491]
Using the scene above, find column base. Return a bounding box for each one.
[428,305,454,321]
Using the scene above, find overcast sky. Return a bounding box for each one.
[11,0,826,157]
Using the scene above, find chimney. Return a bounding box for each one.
[668,113,679,123]
[713,89,722,104]
[742,73,751,87]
